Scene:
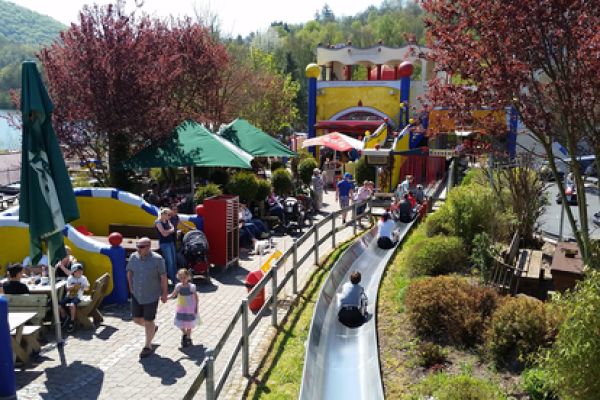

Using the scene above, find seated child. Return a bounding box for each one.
[59,263,90,332]
[3,264,30,294]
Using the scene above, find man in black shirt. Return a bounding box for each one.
[3,264,30,294]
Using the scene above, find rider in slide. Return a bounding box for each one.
[337,271,368,328]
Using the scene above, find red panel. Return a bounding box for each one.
[203,195,239,268]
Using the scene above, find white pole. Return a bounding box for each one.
[49,253,63,344]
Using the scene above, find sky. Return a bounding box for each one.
[9,0,381,37]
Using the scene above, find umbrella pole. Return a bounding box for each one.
[49,253,63,345]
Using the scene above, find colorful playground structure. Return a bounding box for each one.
[305,44,518,193]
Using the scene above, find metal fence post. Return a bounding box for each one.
[271,265,278,327]
[241,300,249,377]
[205,349,215,400]
[314,227,319,265]
[352,203,358,235]
[292,239,298,295]
[332,213,336,248]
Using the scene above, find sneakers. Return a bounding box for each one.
[181,334,192,348]
[139,346,154,358]
[66,320,75,333]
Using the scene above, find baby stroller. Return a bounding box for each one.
[182,230,210,282]
[282,196,306,233]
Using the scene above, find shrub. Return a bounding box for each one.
[521,367,559,400]
[271,168,293,196]
[470,232,500,282]
[298,157,318,184]
[407,372,507,400]
[209,168,229,186]
[194,183,222,204]
[485,296,560,370]
[255,178,272,203]
[270,160,285,172]
[543,270,600,399]
[404,276,499,346]
[405,235,467,277]
[226,171,258,204]
[415,342,448,369]
[354,156,376,185]
[424,185,513,246]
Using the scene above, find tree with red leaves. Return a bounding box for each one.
[38,1,228,188]
[421,0,600,264]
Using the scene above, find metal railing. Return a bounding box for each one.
[184,200,371,400]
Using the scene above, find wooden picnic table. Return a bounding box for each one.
[1,278,67,296]
[8,311,37,364]
[550,242,584,292]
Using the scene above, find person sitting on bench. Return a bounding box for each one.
[337,271,368,328]
[377,212,399,249]
[3,264,30,294]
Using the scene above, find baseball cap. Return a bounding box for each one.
[70,263,84,273]
[344,173,352,180]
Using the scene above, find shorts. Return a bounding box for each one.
[338,306,366,328]
[131,296,159,321]
[339,196,350,208]
[377,236,395,250]
[60,296,81,307]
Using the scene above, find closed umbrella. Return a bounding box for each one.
[19,61,80,344]
[302,132,364,152]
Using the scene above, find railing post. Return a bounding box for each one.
[314,227,319,265]
[241,300,249,377]
[332,213,336,248]
[205,349,215,400]
[292,239,298,295]
[271,265,278,327]
[352,203,358,235]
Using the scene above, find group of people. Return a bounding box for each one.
[334,174,375,224]
[2,246,90,332]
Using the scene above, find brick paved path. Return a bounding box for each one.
[15,191,368,400]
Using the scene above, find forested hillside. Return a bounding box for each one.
[0,0,64,108]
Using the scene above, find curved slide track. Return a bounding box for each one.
[300,220,415,400]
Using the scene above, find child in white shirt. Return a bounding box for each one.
[59,263,90,332]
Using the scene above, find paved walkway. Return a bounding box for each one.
[14,191,368,400]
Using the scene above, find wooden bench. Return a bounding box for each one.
[76,273,110,329]
[3,294,49,325]
[109,223,159,240]
[11,325,42,361]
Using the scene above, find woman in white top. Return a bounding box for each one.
[377,212,397,249]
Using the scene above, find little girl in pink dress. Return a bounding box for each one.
[168,268,199,347]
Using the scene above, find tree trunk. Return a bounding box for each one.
[108,132,131,190]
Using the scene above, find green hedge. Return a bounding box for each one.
[226,171,258,204]
[298,157,318,185]
[271,168,293,196]
[407,372,507,400]
[405,235,467,277]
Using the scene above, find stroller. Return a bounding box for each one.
[182,230,210,281]
[282,196,306,233]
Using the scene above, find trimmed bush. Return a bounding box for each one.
[209,168,229,186]
[404,276,499,346]
[354,156,376,185]
[521,367,558,400]
[298,157,318,185]
[226,171,258,204]
[271,168,293,196]
[415,342,448,369]
[407,372,507,400]
[405,235,467,277]
[485,296,560,370]
[194,183,222,204]
[255,178,272,203]
[543,270,600,399]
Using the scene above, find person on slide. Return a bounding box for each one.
[377,212,399,250]
[338,271,368,328]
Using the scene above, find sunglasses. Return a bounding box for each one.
[136,244,150,249]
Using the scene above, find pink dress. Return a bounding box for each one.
[174,283,199,329]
